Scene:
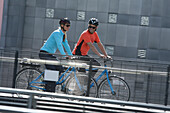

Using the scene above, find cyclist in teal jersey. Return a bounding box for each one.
[39,18,72,92]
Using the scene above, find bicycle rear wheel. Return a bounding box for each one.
[98,75,130,101]
[15,68,44,91]
[65,73,98,97]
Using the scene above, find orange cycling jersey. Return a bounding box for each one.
[72,29,100,56]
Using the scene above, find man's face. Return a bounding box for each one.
[88,24,97,34]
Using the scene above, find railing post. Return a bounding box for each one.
[12,50,18,88]
[86,59,93,97]
[165,65,170,106]
[28,94,36,109]
[145,67,151,103]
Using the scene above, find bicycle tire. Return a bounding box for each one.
[65,73,98,97]
[98,75,130,101]
[15,68,44,91]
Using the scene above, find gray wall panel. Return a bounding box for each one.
[147,49,159,60]
[97,23,107,43]
[109,0,119,13]
[66,10,77,21]
[105,24,117,45]
[22,37,33,49]
[36,0,46,8]
[54,9,66,19]
[114,46,137,58]
[32,38,43,50]
[148,28,161,49]
[8,6,20,15]
[149,16,162,28]
[141,0,152,16]
[115,24,127,47]
[160,28,170,50]
[97,12,108,23]
[77,0,87,11]
[129,0,142,15]
[46,0,56,8]
[23,17,35,37]
[66,0,78,10]
[159,50,170,61]
[118,0,130,14]
[25,7,35,17]
[34,18,44,39]
[162,0,170,17]
[138,27,149,49]
[9,0,25,6]
[35,8,45,18]
[75,21,86,42]
[129,15,140,26]
[126,26,139,48]
[85,11,97,22]
[162,17,170,28]
[26,0,36,7]
[55,0,67,9]
[117,14,129,25]
[67,21,76,42]
[5,37,17,47]
[97,0,109,12]
[43,18,54,40]
[87,0,98,12]
[6,16,19,37]
[53,19,60,29]
[151,0,163,16]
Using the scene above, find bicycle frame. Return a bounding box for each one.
[87,65,115,94]
[29,66,84,92]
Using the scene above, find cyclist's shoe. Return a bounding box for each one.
[61,85,66,93]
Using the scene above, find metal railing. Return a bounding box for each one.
[0,87,170,113]
[0,50,170,106]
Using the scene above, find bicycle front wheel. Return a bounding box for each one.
[98,75,130,101]
[15,68,44,91]
[65,73,98,97]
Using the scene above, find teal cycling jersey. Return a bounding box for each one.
[41,28,72,56]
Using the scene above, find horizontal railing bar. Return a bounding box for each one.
[0,96,27,102]
[0,57,167,75]
[0,105,59,113]
[36,99,162,113]
[0,101,27,107]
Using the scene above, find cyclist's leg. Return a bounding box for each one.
[78,55,101,78]
[39,51,62,92]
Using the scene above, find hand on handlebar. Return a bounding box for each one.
[106,55,112,59]
[65,56,72,60]
[100,54,112,59]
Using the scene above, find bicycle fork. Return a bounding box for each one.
[106,70,116,95]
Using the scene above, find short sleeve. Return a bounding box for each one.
[95,32,100,43]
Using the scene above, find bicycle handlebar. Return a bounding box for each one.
[103,58,113,67]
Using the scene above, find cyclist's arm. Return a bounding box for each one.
[87,42,102,57]
[62,39,73,56]
[97,42,108,56]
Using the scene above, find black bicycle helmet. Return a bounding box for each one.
[59,18,70,25]
[88,18,99,26]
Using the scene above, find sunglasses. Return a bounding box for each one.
[65,24,70,27]
[88,26,96,29]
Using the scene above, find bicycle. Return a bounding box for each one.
[15,58,98,97]
[88,58,130,101]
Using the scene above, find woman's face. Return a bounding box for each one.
[61,23,70,31]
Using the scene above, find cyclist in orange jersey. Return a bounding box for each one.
[72,18,111,77]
